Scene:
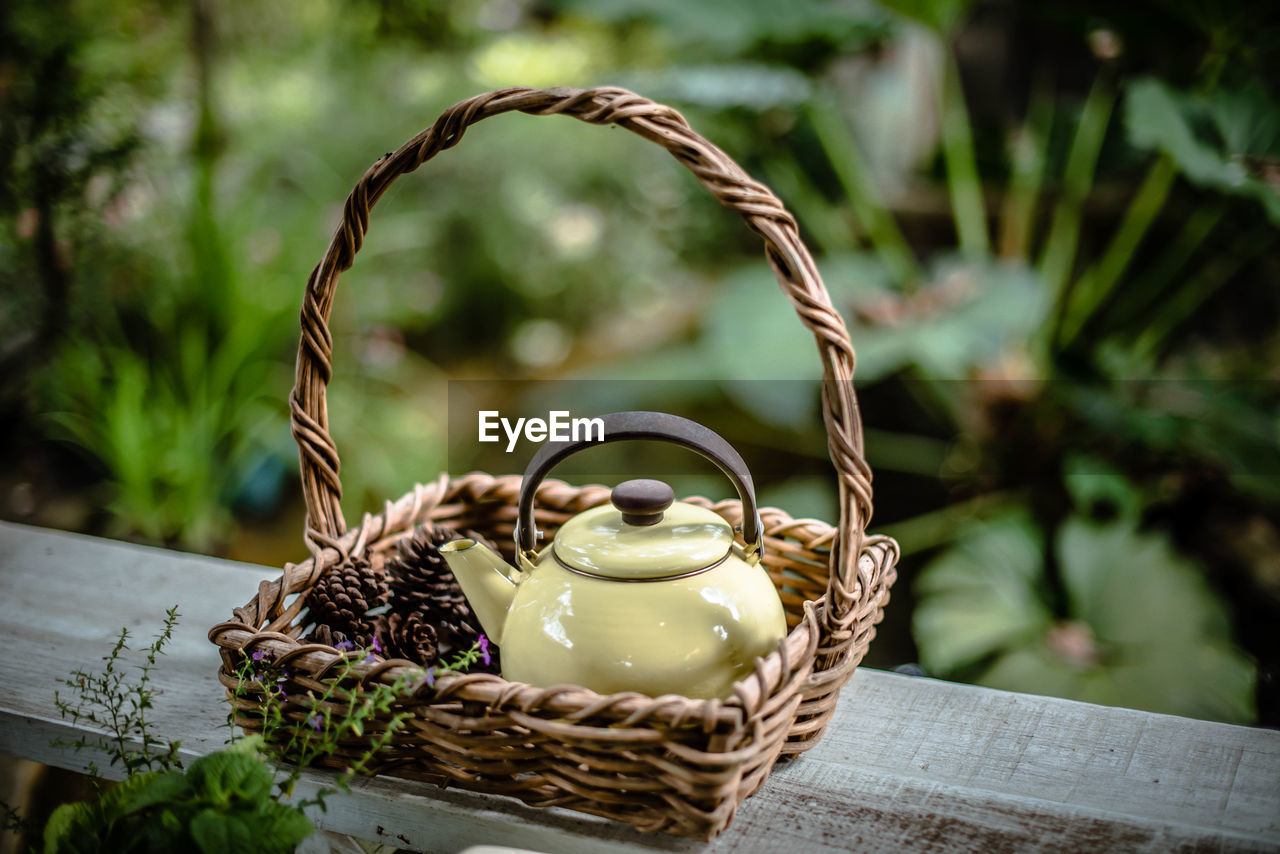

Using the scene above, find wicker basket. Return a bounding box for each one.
[209,86,899,840]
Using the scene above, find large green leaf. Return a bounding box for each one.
[1061,456,1144,524]
[701,253,892,427]
[43,802,99,854]
[241,802,316,854]
[190,810,255,854]
[912,511,1054,673]
[225,734,267,758]
[1059,517,1233,646]
[103,770,191,818]
[186,751,274,806]
[980,630,1254,724]
[1125,77,1280,224]
[588,252,909,429]
[913,504,1256,722]
[190,802,313,854]
[1054,516,1254,722]
[703,265,836,428]
[845,259,1050,382]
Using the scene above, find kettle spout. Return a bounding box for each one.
[438,538,517,644]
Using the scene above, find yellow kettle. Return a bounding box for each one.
[439,411,787,699]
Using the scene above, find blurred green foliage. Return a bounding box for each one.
[914,467,1256,723]
[2,0,1277,722]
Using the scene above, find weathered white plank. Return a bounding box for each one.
[1,521,1278,853]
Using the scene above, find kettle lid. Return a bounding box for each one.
[551,479,736,580]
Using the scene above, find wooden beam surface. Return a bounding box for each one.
[1,522,1278,853]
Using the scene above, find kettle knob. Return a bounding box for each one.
[611,479,675,527]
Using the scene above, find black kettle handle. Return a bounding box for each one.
[515,411,763,557]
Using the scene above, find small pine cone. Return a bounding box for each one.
[385,524,498,663]
[386,525,487,606]
[306,555,389,646]
[379,609,439,664]
[393,523,464,565]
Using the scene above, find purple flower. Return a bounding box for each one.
[364,651,377,665]
[273,684,287,700]
[425,667,435,687]
[251,649,270,662]
[335,640,354,652]
[478,635,491,667]
[371,635,383,654]
[307,714,322,732]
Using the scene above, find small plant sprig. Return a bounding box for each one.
[232,642,413,802]
[53,605,183,780]
[231,634,491,809]
[425,634,491,687]
[2,799,36,839]
[41,607,314,854]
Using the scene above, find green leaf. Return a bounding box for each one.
[1138,640,1256,724]
[1061,456,1143,523]
[1125,77,1280,224]
[912,511,1055,672]
[984,634,1254,724]
[703,266,825,428]
[43,802,98,854]
[1055,516,1257,720]
[703,253,893,427]
[912,507,1257,723]
[979,647,1083,700]
[102,770,191,818]
[186,751,274,805]
[132,809,188,853]
[190,801,313,854]
[847,259,1050,382]
[158,808,183,834]
[241,802,316,854]
[225,734,267,758]
[190,809,255,854]
[1208,84,1280,158]
[1058,517,1234,646]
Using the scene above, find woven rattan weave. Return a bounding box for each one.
[209,86,899,839]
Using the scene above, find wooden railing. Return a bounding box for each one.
[1,521,1277,853]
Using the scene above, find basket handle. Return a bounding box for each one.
[515,410,763,557]
[290,86,874,619]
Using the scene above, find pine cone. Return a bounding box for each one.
[378,609,439,664]
[305,555,389,648]
[386,525,475,606]
[384,524,499,667]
